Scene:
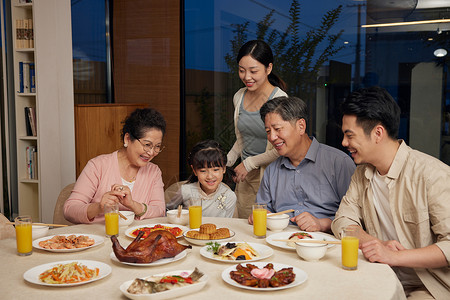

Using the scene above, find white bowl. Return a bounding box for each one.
[32,225,49,240]
[119,211,135,227]
[295,239,327,262]
[266,214,290,232]
[167,209,189,226]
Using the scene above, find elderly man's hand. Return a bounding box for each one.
[291,212,332,232]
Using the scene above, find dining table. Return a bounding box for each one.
[0,216,406,299]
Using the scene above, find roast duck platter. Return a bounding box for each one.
[111,230,191,264]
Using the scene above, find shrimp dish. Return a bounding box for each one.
[38,235,95,249]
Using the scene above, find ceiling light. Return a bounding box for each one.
[362,19,450,28]
[434,48,448,57]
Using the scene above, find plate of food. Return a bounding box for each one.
[110,250,188,267]
[183,223,235,246]
[265,231,339,250]
[125,224,188,239]
[120,268,208,300]
[222,262,307,291]
[23,260,111,287]
[200,242,273,263]
[32,234,105,252]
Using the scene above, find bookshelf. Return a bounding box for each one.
[11,0,76,222]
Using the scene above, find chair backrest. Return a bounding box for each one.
[53,183,76,225]
[0,213,15,240]
[164,180,187,207]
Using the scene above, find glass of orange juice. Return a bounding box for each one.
[341,227,359,270]
[15,215,33,256]
[188,198,202,229]
[104,203,119,236]
[252,204,267,238]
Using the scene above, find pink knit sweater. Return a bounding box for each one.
[64,151,165,224]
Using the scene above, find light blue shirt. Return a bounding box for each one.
[256,138,355,220]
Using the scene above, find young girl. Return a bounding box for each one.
[168,140,237,218]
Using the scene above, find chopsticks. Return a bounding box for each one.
[6,222,69,227]
[118,211,128,220]
[267,209,295,217]
[177,205,182,218]
[273,239,341,245]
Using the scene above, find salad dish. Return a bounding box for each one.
[200,242,273,263]
[23,260,111,287]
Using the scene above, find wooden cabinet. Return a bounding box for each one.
[11,0,75,222]
[74,103,149,177]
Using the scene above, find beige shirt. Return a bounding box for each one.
[331,141,450,299]
[227,87,287,178]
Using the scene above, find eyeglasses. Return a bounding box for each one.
[135,138,165,154]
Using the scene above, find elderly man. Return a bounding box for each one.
[331,86,450,299]
[248,96,355,232]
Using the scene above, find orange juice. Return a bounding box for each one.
[342,236,359,270]
[105,212,119,236]
[253,208,267,237]
[189,206,202,229]
[15,223,32,255]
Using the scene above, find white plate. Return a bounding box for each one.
[222,262,307,291]
[32,234,105,253]
[110,250,187,267]
[120,269,208,300]
[125,224,189,239]
[23,260,111,287]
[200,242,273,263]
[182,229,235,246]
[266,231,339,250]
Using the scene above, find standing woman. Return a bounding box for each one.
[64,108,166,223]
[227,40,287,218]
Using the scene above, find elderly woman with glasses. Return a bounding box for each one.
[64,108,166,224]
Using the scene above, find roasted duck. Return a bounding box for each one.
[111,229,191,263]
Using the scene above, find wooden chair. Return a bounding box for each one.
[53,183,75,225]
[0,213,15,240]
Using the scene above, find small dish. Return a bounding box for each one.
[183,229,235,246]
[32,225,49,240]
[295,240,327,262]
[166,209,189,226]
[119,211,135,227]
[266,214,290,232]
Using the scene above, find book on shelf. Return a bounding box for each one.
[24,106,37,136]
[18,61,34,93]
[26,145,37,180]
[15,18,34,49]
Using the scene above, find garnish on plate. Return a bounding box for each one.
[206,241,221,254]
[208,242,259,261]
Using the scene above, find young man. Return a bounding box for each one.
[331,86,450,299]
[248,96,355,232]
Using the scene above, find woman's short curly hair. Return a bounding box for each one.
[121,108,166,140]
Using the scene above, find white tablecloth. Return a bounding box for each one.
[0,217,406,299]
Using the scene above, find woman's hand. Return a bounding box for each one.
[111,184,133,207]
[110,184,146,216]
[233,162,249,183]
